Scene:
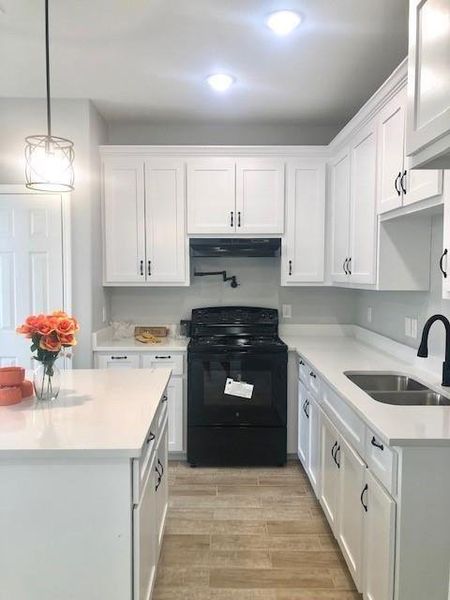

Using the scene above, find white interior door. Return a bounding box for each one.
[337,436,366,592]
[103,157,145,283]
[145,159,187,284]
[187,158,235,234]
[235,158,284,234]
[330,149,351,283]
[377,89,406,214]
[283,159,325,284]
[349,124,378,285]
[0,192,64,368]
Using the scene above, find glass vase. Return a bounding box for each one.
[33,362,61,402]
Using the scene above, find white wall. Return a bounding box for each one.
[0,98,107,367]
[107,121,339,146]
[355,214,450,356]
[109,257,355,325]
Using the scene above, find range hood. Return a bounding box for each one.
[190,238,281,258]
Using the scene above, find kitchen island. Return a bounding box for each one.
[0,368,171,600]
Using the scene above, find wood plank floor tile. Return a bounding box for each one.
[267,519,331,535]
[209,568,335,590]
[276,592,361,600]
[211,534,271,551]
[170,485,218,496]
[170,495,261,509]
[156,566,210,588]
[209,549,272,568]
[270,550,344,569]
[217,485,308,497]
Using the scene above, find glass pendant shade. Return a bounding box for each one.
[25,134,75,192]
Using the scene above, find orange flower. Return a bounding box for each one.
[59,333,77,347]
[16,324,34,338]
[36,315,57,336]
[40,334,62,352]
[55,317,76,336]
[52,310,68,318]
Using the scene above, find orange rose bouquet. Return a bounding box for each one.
[16,311,79,401]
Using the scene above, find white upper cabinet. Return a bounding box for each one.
[187,158,236,234]
[349,124,378,285]
[378,87,443,215]
[103,157,188,286]
[103,157,146,283]
[236,158,285,234]
[145,159,187,284]
[330,149,351,283]
[406,0,450,169]
[282,159,326,285]
[186,157,285,235]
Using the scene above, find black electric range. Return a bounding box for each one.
[187,306,288,466]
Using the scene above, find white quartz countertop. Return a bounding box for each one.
[283,333,450,447]
[93,336,188,352]
[0,369,171,458]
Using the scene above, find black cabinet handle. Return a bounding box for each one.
[299,360,304,366]
[155,356,172,360]
[289,260,292,276]
[237,211,241,227]
[439,249,448,278]
[400,170,407,195]
[146,431,155,445]
[343,258,348,274]
[347,257,352,275]
[335,444,341,468]
[162,394,168,403]
[139,260,144,276]
[309,371,316,379]
[303,400,309,418]
[158,458,164,477]
[331,441,338,461]
[230,211,234,227]
[371,436,384,451]
[394,172,402,196]
[155,467,161,491]
[148,260,151,276]
[111,355,128,360]
[360,483,368,512]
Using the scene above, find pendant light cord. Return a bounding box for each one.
[45,0,51,138]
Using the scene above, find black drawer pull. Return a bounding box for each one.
[111,356,128,360]
[289,260,292,276]
[394,172,402,196]
[360,483,368,512]
[309,371,316,379]
[371,436,384,451]
[158,458,164,477]
[400,170,407,195]
[155,355,172,359]
[230,211,234,227]
[303,400,310,418]
[237,211,241,227]
[148,260,152,276]
[335,444,341,468]
[162,395,168,403]
[146,432,155,445]
[139,260,144,276]
[331,441,338,461]
[155,469,161,491]
[299,360,304,366]
[439,249,448,278]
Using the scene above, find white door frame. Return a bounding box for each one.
[0,184,72,366]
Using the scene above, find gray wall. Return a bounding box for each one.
[354,214,450,356]
[107,121,339,146]
[109,257,355,325]
[0,98,108,367]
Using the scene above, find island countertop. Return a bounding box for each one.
[0,368,171,458]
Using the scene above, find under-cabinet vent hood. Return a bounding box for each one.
[190,238,281,258]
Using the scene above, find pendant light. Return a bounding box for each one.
[25,0,75,192]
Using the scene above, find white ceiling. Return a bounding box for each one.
[0,0,409,126]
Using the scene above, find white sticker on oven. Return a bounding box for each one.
[224,378,254,399]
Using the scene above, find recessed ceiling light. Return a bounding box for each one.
[266,10,301,36]
[206,73,235,92]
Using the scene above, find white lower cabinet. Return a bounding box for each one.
[338,436,366,592]
[95,351,185,453]
[307,397,321,493]
[362,470,396,600]
[297,381,309,465]
[319,410,341,533]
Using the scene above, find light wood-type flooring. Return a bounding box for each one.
[153,460,362,600]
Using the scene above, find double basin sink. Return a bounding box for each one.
[345,372,450,406]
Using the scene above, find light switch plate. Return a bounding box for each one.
[282,304,292,319]
[367,307,373,323]
[405,316,418,339]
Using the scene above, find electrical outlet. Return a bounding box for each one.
[282,304,292,319]
[102,305,107,323]
[367,307,373,323]
[404,317,411,338]
[405,316,418,339]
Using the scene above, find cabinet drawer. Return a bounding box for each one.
[142,352,184,376]
[298,356,310,386]
[133,392,168,504]
[308,367,321,398]
[95,353,141,369]
[365,429,397,495]
[321,384,365,456]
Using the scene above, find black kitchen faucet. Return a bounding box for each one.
[417,314,450,386]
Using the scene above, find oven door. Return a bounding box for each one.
[188,351,287,427]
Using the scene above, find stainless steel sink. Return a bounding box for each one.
[369,391,450,406]
[344,371,450,406]
[345,372,427,392]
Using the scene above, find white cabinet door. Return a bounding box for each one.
[337,436,366,592]
[330,149,351,283]
[187,158,236,234]
[283,159,326,284]
[166,377,184,453]
[133,451,157,600]
[307,397,321,494]
[319,410,340,533]
[297,381,309,467]
[403,165,443,206]
[406,0,450,165]
[236,158,285,234]
[363,470,396,600]
[103,158,146,283]
[349,124,378,285]
[145,159,187,284]
[155,418,169,554]
[377,90,406,214]
[96,353,141,369]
